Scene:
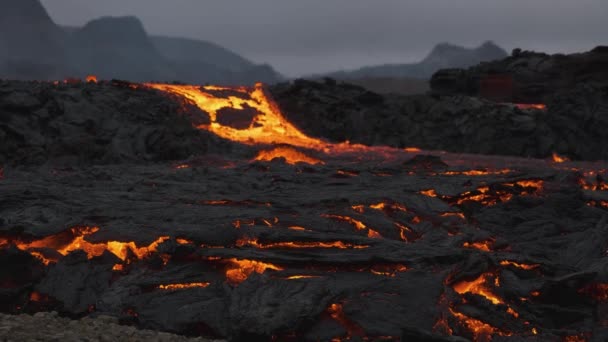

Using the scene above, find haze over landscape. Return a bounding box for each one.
[40,0,608,76]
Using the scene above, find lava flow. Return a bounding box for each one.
[143,82,406,163]
[3,226,169,266]
[145,83,329,149]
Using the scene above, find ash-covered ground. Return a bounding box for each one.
[1,49,608,342]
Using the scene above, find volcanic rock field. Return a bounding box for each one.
[1,49,608,342]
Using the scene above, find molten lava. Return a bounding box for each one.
[449,309,511,342]
[552,152,569,163]
[7,226,169,265]
[513,103,547,111]
[463,240,494,252]
[253,146,323,165]
[86,75,98,83]
[452,273,505,305]
[158,282,210,290]
[224,258,283,285]
[327,303,366,339]
[236,237,369,249]
[499,260,540,270]
[145,83,328,149]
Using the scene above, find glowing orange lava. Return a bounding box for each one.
[86,75,98,83]
[224,258,283,285]
[9,226,169,265]
[499,260,540,270]
[145,83,328,149]
[327,303,366,339]
[513,103,547,111]
[552,152,569,163]
[253,146,323,165]
[463,240,494,252]
[449,308,511,342]
[236,237,369,249]
[158,282,210,290]
[453,273,504,305]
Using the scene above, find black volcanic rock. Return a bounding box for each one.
[0,80,240,167]
[430,46,608,103]
[321,41,508,80]
[0,0,66,79]
[270,77,608,161]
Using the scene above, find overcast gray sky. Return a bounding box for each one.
[40,0,607,77]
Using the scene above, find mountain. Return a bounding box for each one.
[0,0,67,79]
[151,36,254,72]
[151,36,283,84]
[0,0,282,84]
[322,41,508,80]
[66,16,177,81]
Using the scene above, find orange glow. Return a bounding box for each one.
[578,283,608,301]
[253,146,324,165]
[369,202,408,212]
[452,273,520,321]
[287,226,310,231]
[440,212,466,220]
[563,335,587,342]
[370,264,408,277]
[236,237,369,249]
[351,205,366,213]
[11,226,169,264]
[322,214,367,231]
[174,163,190,169]
[420,189,438,197]
[29,292,44,302]
[453,273,504,305]
[499,260,540,270]
[404,147,422,152]
[86,75,98,83]
[327,303,365,338]
[158,282,210,290]
[395,222,414,242]
[510,180,544,192]
[449,308,511,341]
[552,152,569,163]
[336,170,359,177]
[442,169,511,176]
[145,83,329,149]
[463,240,493,252]
[176,238,193,245]
[224,258,283,284]
[285,275,322,280]
[513,103,547,110]
[367,229,383,239]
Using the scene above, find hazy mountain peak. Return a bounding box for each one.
[76,16,150,46]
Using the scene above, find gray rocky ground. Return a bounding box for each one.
[0,312,222,341]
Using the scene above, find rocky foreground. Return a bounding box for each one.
[0,312,221,342]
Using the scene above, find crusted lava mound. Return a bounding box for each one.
[430,46,608,104]
[0,80,241,167]
[270,78,608,161]
[0,75,608,341]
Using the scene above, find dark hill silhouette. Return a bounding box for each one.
[66,16,177,81]
[321,41,508,80]
[0,0,66,79]
[0,0,282,84]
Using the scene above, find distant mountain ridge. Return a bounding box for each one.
[0,0,282,84]
[321,41,508,80]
